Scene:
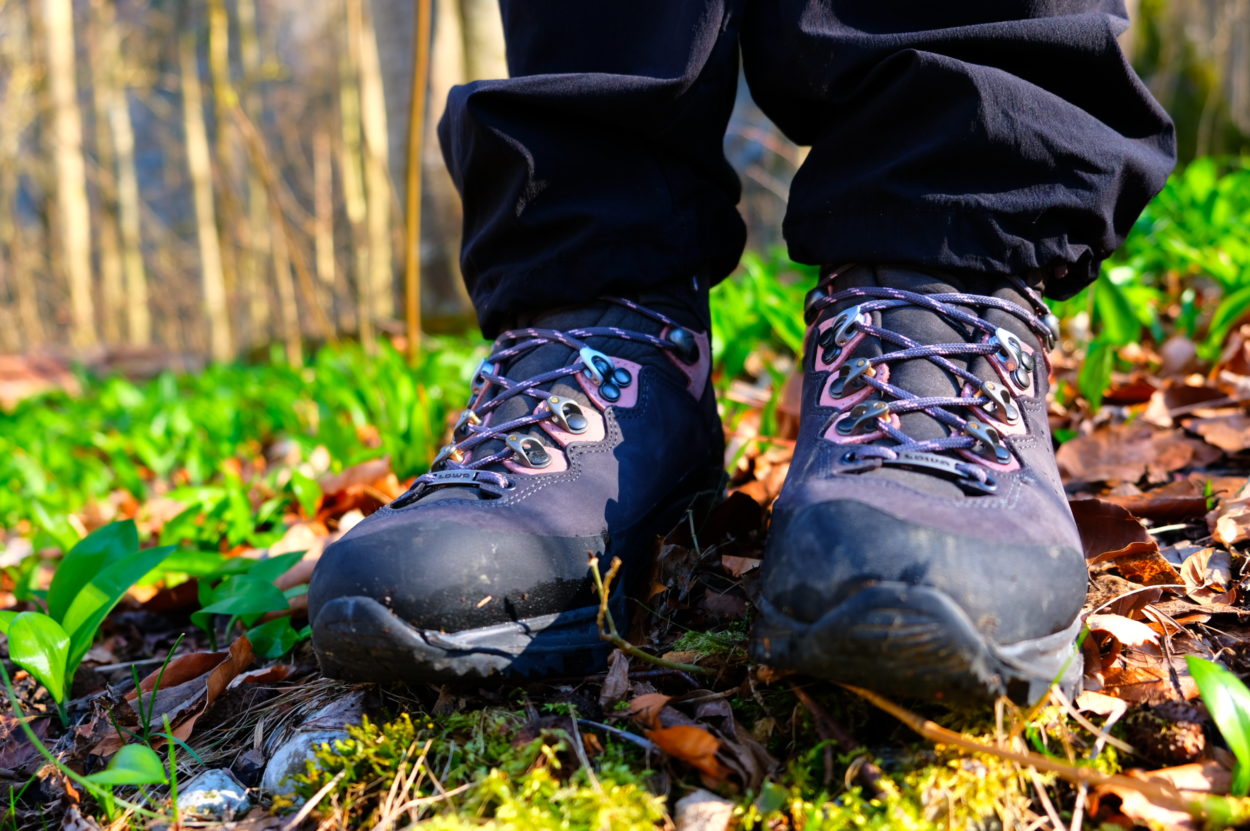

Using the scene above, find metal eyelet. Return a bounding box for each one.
[666,328,699,364]
[471,360,496,392]
[992,327,1035,388]
[431,443,465,470]
[835,399,889,436]
[992,327,1025,371]
[1043,313,1060,350]
[579,347,615,385]
[965,420,1011,464]
[611,367,633,388]
[506,434,552,468]
[453,409,482,440]
[979,381,1020,425]
[546,396,588,434]
[828,357,876,396]
[818,305,863,364]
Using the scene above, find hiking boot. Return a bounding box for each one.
[309,284,724,683]
[750,264,1087,705]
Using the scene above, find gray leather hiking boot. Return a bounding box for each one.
[751,264,1088,705]
[309,285,724,683]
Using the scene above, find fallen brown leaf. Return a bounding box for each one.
[1090,760,1229,831]
[1208,480,1250,545]
[1089,540,1182,587]
[647,725,732,784]
[1058,424,1221,485]
[1179,547,1236,606]
[1087,613,1161,648]
[598,650,630,711]
[627,693,674,731]
[1102,477,1210,522]
[93,636,254,756]
[317,457,404,521]
[1070,498,1152,560]
[1189,412,1250,453]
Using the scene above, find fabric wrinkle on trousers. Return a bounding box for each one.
[437,1,1176,336]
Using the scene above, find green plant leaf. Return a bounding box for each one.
[289,470,321,518]
[192,576,289,631]
[84,744,168,787]
[46,521,139,622]
[1092,271,1143,346]
[0,610,15,635]
[1186,655,1250,796]
[247,617,305,659]
[1077,338,1115,411]
[60,545,176,674]
[7,613,70,705]
[245,550,307,585]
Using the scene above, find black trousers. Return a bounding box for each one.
[438,1,1176,336]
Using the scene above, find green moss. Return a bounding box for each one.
[671,627,748,657]
[284,710,663,829]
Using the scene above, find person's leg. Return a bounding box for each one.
[742,0,1174,295]
[309,2,743,682]
[742,2,1175,704]
[438,0,746,336]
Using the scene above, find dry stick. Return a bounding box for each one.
[282,770,346,831]
[589,555,714,677]
[403,0,433,364]
[789,682,886,800]
[568,713,603,793]
[842,684,1203,815]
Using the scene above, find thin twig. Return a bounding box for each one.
[568,712,602,793]
[576,719,658,753]
[282,770,345,831]
[842,684,1196,813]
[789,682,886,800]
[390,782,472,814]
[589,555,713,677]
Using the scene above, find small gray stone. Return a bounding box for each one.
[675,789,735,831]
[177,768,251,821]
[261,692,365,795]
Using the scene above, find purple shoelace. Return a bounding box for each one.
[409,297,686,493]
[806,274,1058,492]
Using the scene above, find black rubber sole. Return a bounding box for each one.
[750,581,1083,706]
[312,472,727,684]
[312,593,617,682]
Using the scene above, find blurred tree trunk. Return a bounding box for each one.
[354,0,395,327]
[208,0,243,345]
[180,30,233,361]
[86,0,124,345]
[236,0,272,348]
[0,2,43,348]
[42,0,96,347]
[341,0,373,347]
[105,53,151,345]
